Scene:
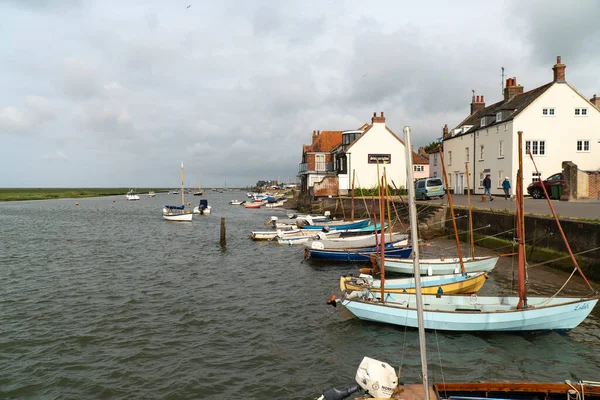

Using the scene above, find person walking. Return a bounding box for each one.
[483,174,493,201]
[502,177,511,200]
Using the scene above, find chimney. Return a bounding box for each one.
[553,56,566,82]
[418,146,426,156]
[371,111,386,124]
[504,77,524,101]
[470,94,485,114]
[590,94,600,109]
[312,130,317,139]
[442,124,450,139]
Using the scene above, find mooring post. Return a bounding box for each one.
[220,217,226,246]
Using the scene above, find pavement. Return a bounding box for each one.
[421,194,600,220]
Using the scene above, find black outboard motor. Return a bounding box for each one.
[319,384,361,400]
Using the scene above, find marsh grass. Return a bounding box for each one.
[0,188,167,201]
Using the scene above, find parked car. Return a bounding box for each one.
[415,177,445,200]
[526,172,564,199]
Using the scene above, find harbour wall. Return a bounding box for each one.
[299,195,600,281]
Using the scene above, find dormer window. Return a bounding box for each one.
[496,112,502,122]
[543,107,555,116]
[480,117,486,127]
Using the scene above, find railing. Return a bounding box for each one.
[298,162,335,174]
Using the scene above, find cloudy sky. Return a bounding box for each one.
[1,0,599,188]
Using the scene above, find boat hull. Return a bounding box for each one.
[162,212,193,222]
[306,245,412,262]
[342,294,599,332]
[381,256,498,275]
[340,272,487,295]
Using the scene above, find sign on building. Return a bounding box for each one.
[368,154,391,164]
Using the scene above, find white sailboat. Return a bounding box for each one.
[162,162,193,222]
[341,129,598,333]
[125,189,140,200]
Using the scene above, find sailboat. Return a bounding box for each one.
[193,174,203,196]
[339,130,598,333]
[162,162,193,222]
[318,127,600,400]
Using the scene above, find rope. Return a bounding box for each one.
[433,329,447,399]
[535,267,578,306]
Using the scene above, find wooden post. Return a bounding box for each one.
[220,217,226,246]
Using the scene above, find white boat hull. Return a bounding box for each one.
[126,195,140,200]
[382,256,498,275]
[193,206,211,215]
[343,293,598,332]
[162,212,193,222]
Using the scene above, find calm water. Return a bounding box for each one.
[0,193,598,399]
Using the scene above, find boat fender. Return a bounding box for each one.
[436,287,443,298]
[359,268,373,275]
[427,266,433,276]
[454,267,460,274]
[304,248,309,258]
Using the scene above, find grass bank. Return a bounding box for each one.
[0,188,167,201]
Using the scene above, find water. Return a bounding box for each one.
[0,193,598,399]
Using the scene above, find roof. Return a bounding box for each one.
[302,131,342,153]
[412,152,429,164]
[344,122,404,152]
[447,82,554,140]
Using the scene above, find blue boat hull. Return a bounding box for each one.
[301,219,371,231]
[307,245,412,262]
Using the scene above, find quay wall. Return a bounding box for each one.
[299,195,600,281]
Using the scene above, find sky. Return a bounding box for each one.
[1,0,599,188]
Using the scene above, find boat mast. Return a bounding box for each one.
[181,161,185,207]
[403,126,430,399]
[439,150,466,273]
[465,162,475,258]
[516,131,527,308]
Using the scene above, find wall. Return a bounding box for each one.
[347,122,407,190]
[514,83,600,186]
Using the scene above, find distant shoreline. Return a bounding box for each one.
[0,188,168,202]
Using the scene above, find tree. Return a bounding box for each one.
[423,141,441,153]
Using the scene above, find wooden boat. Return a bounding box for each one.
[305,241,411,262]
[265,200,284,208]
[297,218,371,230]
[244,202,262,209]
[340,130,598,333]
[380,255,498,275]
[162,162,193,222]
[340,271,488,295]
[230,200,244,205]
[304,232,407,249]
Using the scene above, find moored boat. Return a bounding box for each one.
[380,255,499,275]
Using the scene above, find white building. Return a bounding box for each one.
[333,112,407,193]
[442,56,600,195]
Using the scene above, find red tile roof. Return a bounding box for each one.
[412,151,429,164]
[303,131,342,153]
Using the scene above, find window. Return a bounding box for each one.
[496,112,502,122]
[542,108,555,116]
[433,153,438,166]
[532,172,542,183]
[499,140,504,158]
[497,171,504,187]
[479,172,485,188]
[315,154,326,171]
[525,140,546,155]
[414,165,424,172]
[448,151,452,165]
[575,108,588,116]
[480,117,486,127]
[449,174,452,187]
[417,180,425,189]
[433,171,438,178]
[465,147,469,162]
[504,123,508,131]
[577,140,590,152]
[479,145,484,161]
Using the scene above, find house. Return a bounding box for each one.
[413,146,430,180]
[427,137,444,180]
[442,56,600,196]
[298,112,408,197]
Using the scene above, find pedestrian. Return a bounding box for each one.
[483,174,493,201]
[502,177,511,200]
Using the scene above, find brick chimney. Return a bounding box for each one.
[553,56,566,82]
[418,146,427,156]
[371,111,385,124]
[470,95,485,114]
[504,77,524,101]
[442,123,450,139]
[590,94,600,109]
[312,130,317,139]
